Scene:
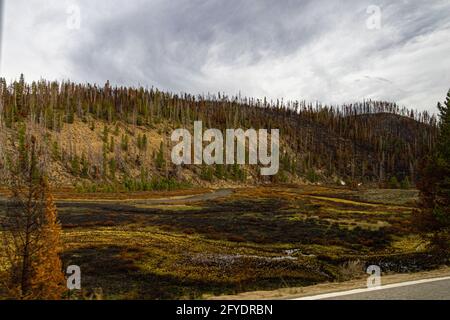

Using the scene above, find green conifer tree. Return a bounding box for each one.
[414,90,450,251]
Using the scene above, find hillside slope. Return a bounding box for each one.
[0,77,438,190]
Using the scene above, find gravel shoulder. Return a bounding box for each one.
[207,267,450,300]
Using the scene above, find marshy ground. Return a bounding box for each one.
[1,186,447,299]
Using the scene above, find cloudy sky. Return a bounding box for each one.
[1,0,450,112]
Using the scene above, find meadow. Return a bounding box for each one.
[16,185,439,300]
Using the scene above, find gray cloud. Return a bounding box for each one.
[2,0,450,112]
[0,0,4,72]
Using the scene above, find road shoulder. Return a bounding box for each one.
[207,266,450,300]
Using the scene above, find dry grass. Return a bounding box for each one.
[2,185,446,300]
[208,266,450,300]
[338,260,366,281]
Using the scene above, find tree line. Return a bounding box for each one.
[0,75,439,186]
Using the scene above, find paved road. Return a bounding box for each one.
[296,277,450,300]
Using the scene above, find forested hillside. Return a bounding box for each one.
[0,75,438,190]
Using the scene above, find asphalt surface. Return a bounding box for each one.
[322,278,450,300]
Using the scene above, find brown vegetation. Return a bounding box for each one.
[0,136,65,299]
[0,76,439,189]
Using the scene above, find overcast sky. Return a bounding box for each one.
[1,0,449,112]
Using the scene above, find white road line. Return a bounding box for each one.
[293,276,450,300]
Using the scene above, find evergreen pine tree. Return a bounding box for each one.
[414,90,450,251]
[155,141,165,170]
